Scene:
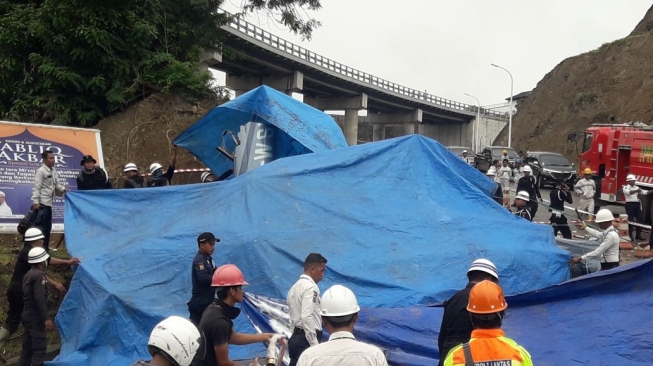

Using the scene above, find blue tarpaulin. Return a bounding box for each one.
[173,85,348,176]
[53,135,569,365]
[243,259,653,365]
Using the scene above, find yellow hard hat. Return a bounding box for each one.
[584,168,592,174]
[502,150,507,154]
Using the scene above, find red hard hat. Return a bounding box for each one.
[211,264,249,287]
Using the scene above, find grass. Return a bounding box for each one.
[0,234,72,361]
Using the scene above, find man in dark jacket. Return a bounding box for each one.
[122,163,147,188]
[20,247,52,366]
[550,180,573,239]
[77,155,112,190]
[516,165,542,217]
[438,259,499,365]
[188,232,219,326]
[149,147,178,187]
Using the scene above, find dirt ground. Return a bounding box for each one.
[493,5,653,158]
[0,234,72,361]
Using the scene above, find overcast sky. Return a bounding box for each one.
[219,0,652,109]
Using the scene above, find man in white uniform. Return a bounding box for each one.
[287,253,328,366]
[571,208,620,271]
[297,285,388,366]
[461,150,473,165]
[0,191,12,216]
[574,168,596,220]
[622,174,652,241]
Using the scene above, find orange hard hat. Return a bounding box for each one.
[211,264,249,287]
[467,280,508,314]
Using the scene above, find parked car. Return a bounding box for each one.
[525,151,577,188]
[474,146,517,172]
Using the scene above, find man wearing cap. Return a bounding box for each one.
[31,150,68,252]
[122,163,147,188]
[188,232,219,326]
[0,191,12,216]
[623,174,652,241]
[571,208,620,270]
[438,259,499,366]
[287,253,328,366]
[443,281,532,366]
[20,247,53,366]
[574,168,596,220]
[513,191,533,221]
[196,264,275,366]
[297,285,388,366]
[77,155,112,190]
[461,150,473,165]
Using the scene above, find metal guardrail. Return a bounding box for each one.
[225,17,509,120]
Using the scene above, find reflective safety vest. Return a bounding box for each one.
[443,329,533,366]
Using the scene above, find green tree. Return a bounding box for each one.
[0,0,321,126]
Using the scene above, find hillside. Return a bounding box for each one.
[494,5,653,158]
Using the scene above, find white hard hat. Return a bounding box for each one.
[149,163,163,175]
[321,285,361,319]
[626,174,636,181]
[522,165,532,173]
[28,247,49,264]
[200,172,212,183]
[516,191,530,201]
[467,259,499,280]
[24,228,45,242]
[595,209,615,223]
[148,316,205,366]
[124,163,138,172]
[462,150,468,153]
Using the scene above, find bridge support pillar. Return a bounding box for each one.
[372,124,385,141]
[343,109,359,145]
[305,94,368,146]
[403,123,416,135]
[226,71,304,96]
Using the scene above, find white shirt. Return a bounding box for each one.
[513,167,524,182]
[0,202,11,216]
[461,155,473,165]
[623,184,648,203]
[288,274,322,346]
[582,226,619,263]
[31,164,66,206]
[574,178,596,200]
[499,166,512,189]
[296,331,388,366]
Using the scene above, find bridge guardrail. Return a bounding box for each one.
[225,17,509,120]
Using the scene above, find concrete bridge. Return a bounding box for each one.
[201,16,508,147]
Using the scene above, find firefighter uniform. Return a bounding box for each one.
[188,249,217,326]
[20,267,49,366]
[443,329,533,366]
[550,186,573,239]
[574,176,596,217]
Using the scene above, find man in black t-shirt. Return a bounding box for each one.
[196,264,275,366]
[0,229,80,350]
[77,155,112,190]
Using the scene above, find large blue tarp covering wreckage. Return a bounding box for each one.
[53,135,572,365]
[173,85,348,177]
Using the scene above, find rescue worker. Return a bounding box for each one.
[149,146,178,187]
[31,150,68,252]
[486,171,503,206]
[514,191,533,221]
[517,150,525,160]
[571,208,620,270]
[188,232,219,326]
[461,150,473,165]
[0,228,79,350]
[487,160,500,176]
[297,285,388,366]
[516,165,542,217]
[574,168,596,220]
[500,149,509,162]
[512,158,524,182]
[131,316,205,366]
[76,155,112,190]
[19,247,52,366]
[123,163,147,188]
[499,159,512,208]
[201,172,217,183]
[623,174,651,240]
[438,259,499,366]
[287,253,328,366]
[443,281,532,366]
[196,264,275,366]
[550,179,573,239]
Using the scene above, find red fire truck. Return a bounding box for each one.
[570,122,653,223]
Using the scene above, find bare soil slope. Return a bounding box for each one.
[494,6,653,158]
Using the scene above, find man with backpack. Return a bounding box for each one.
[77,155,112,190]
[123,163,148,189]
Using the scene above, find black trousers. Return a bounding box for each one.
[35,206,53,253]
[19,317,46,366]
[601,262,619,271]
[625,202,643,239]
[5,290,24,334]
[550,215,572,239]
[288,328,323,366]
[529,200,539,218]
[187,300,211,327]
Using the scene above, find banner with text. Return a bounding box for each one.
[0,121,103,233]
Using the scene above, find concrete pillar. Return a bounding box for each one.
[372,124,385,141]
[344,109,359,145]
[403,123,416,135]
